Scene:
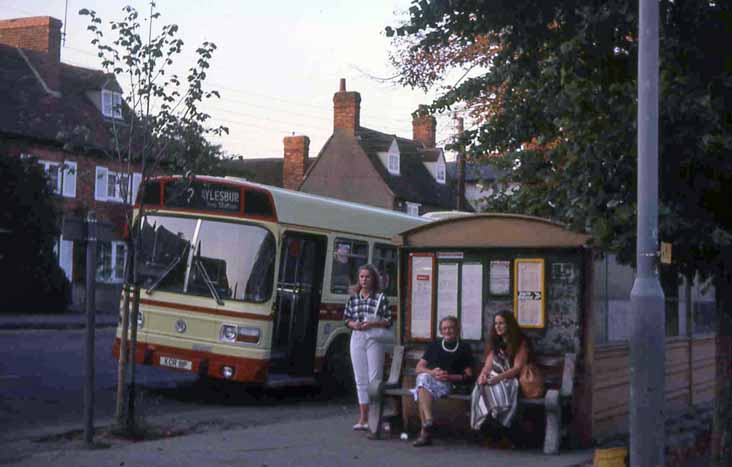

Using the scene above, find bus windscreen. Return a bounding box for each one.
[138,215,276,303]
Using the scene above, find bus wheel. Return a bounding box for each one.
[320,337,353,396]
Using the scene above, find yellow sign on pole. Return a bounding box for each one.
[660,242,672,264]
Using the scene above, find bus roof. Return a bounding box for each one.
[182,176,431,238]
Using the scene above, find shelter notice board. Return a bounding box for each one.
[514,259,545,328]
[460,263,483,340]
[436,263,459,335]
[409,254,434,340]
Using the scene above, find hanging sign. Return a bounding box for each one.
[514,258,545,328]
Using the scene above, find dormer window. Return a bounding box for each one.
[386,139,400,175]
[436,160,446,184]
[102,89,123,119]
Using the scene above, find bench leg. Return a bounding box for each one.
[543,389,561,454]
[367,380,385,439]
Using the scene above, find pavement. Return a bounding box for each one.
[1,412,595,467]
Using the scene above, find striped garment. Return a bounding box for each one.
[470,349,519,429]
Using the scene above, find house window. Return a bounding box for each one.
[95,166,142,204]
[330,238,369,294]
[101,90,123,119]
[33,158,77,198]
[97,240,127,283]
[406,202,421,217]
[388,152,400,175]
[436,161,446,184]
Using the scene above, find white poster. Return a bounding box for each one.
[410,255,433,339]
[460,263,483,340]
[436,263,459,335]
[489,260,511,295]
[515,259,545,328]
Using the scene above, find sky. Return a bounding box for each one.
[1,0,460,160]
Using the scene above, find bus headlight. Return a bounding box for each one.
[220,324,237,342]
[137,311,144,328]
[236,327,260,344]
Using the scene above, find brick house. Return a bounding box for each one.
[0,16,144,310]
[296,79,465,216]
[221,80,465,215]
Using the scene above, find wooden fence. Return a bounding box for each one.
[592,335,716,440]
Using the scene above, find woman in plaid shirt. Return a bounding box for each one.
[344,263,392,431]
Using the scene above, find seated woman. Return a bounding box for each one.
[411,316,474,447]
[470,309,529,442]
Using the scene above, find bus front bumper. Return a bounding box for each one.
[112,337,269,383]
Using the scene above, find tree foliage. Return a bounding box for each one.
[389,0,732,277]
[0,155,70,313]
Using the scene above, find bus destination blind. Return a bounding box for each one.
[164,181,241,213]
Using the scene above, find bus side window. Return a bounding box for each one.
[373,243,397,296]
[331,238,368,294]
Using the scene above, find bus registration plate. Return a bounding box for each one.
[160,356,192,371]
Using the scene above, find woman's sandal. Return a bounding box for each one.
[352,423,369,431]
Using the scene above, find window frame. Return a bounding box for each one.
[406,202,421,217]
[101,89,123,119]
[329,237,369,295]
[97,240,128,283]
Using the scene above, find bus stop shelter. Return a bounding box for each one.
[392,213,595,445]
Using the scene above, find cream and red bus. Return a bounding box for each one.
[113,175,428,388]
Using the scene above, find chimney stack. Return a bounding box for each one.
[283,135,310,190]
[412,105,436,148]
[333,78,361,135]
[0,17,63,63]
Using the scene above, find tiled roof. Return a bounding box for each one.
[0,43,120,150]
[356,127,464,210]
[217,157,315,188]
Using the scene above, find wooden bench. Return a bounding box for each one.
[367,345,576,454]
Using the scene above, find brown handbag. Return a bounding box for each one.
[519,363,545,399]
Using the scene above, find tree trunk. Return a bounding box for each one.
[711,272,732,467]
[114,284,130,424]
[125,285,141,431]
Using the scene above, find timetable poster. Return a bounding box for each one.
[460,263,483,340]
[514,259,545,328]
[410,255,434,339]
[436,263,459,335]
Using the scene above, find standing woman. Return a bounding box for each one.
[344,264,392,430]
[470,309,529,436]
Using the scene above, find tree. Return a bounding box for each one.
[79,1,227,433]
[389,1,732,465]
[0,154,70,313]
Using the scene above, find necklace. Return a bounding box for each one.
[441,338,460,353]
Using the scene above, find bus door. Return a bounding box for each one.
[271,232,326,376]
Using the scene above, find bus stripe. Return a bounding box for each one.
[140,298,273,321]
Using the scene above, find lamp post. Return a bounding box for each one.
[630,0,665,465]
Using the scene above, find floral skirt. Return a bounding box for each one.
[410,373,453,401]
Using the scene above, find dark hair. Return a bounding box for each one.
[486,309,526,360]
[351,263,382,296]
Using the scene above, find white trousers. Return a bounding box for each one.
[349,330,385,405]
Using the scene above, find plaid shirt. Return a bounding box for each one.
[344,292,392,327]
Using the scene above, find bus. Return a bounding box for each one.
[113,175,429,388]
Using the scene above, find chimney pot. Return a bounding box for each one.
[339,78,346,92]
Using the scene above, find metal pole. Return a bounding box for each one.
[83,211,97,447]
[630,1,665,466]
[455,117,465,212]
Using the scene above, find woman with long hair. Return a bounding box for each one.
[470,309,529,434]
[343,264,392,430]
